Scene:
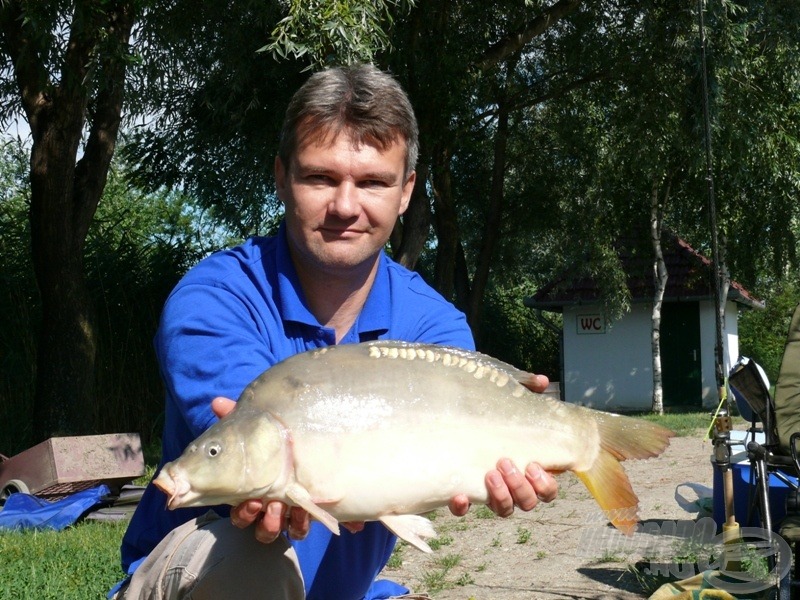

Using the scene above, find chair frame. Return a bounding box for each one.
[728,356,800,599]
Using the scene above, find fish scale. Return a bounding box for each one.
[154,341,674,552]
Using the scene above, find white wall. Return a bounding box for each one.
[562,300,740,411]
[562,304,653,410]
[698,300,740,408]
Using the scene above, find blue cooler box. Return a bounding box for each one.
[712,459,796,530]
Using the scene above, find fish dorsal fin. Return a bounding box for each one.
[366,342,529,394]
[285,483,340,536]
[378,514,437,553]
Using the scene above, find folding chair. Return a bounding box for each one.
[728,303,800,599]
[728,357,797,531]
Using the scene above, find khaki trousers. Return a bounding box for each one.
[116,511,305,600]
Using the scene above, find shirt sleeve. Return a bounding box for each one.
[155,281,279,440]
[390,273,476,352]
[407,301,475,351]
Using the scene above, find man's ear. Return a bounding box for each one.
[274,156,287,200]
[399,170,416,216]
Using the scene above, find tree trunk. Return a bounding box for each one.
[716,231,731,377]
[650,177,671,415]
[0,1,136,440]
[467,96,510,342]
[432,144,461,302]
[454,241,471,314]
[391,162,432,269]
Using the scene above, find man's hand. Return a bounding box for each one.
[212,397,361,543]
[211,397,311,543]
[448,460,559,518]
[448,371,558,518]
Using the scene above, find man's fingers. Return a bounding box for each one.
[255,501,286,544]
[497,458,539,512]
[233,499,310,543]
[519,373,550,393]
[287,506,310,540]
[211,396,236,419]
[485,459,559,518]
[526,462,558,503]
[231,499,263,529]
[342,521,366,534]
[485,469,514,517]
[448,494,471,517]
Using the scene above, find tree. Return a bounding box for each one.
[0,0,415,441]
[123,0,586,331]
[119,0,800,375]
[0,1,136,440]
[124,0,415,238]
[519,0,800,405]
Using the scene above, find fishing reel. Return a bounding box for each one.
[712,407,734,472]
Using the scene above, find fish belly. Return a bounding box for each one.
[288,416,591,521]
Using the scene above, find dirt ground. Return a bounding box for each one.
[378,430,718,600]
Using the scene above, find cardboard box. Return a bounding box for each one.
[0,433,145,500]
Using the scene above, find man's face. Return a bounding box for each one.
[275,129,416,278]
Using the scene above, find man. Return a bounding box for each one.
[114,64,557,600]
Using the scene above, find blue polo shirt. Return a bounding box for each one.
[119,224,474,600]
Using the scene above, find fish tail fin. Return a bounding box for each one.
[594,412,675,461]
[575,448,640,534]
[576,413,674,534]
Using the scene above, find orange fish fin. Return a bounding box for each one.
[575,412,674,534]
[594,411,675,460]
[575,448,640,535]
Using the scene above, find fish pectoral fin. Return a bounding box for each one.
[285,484,340,536]
[379,514,436,553]
[575,448,640,535]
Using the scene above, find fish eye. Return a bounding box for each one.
[206,442,222,458]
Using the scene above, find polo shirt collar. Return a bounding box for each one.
[274,222,390,339]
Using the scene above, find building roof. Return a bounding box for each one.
[525,232,764,312]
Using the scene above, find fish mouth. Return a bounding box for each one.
[153,467,191,510]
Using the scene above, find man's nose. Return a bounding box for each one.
[329,182,359,218]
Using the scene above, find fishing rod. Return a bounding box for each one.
[698,0,741,572]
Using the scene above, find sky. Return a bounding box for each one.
[3,115,30,143]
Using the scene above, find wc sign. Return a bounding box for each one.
[577,313,606,334]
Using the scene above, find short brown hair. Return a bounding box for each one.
[278,64,419,177]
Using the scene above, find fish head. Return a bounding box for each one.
[153,409,289,509]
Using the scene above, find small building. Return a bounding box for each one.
[525,233,763,411]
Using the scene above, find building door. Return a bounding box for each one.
[661,302,703,409]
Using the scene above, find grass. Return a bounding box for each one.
[516,526,531,544]
[0,520,127,599]
[638,410,730,437]
[591,550,629,564]
[421,553,464,593]
[628,528,777,597]
[427,532,454,551]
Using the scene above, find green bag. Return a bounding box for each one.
[774,303,800,456]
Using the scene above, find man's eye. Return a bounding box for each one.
[307,174,331,183]
[362,180,389,188]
